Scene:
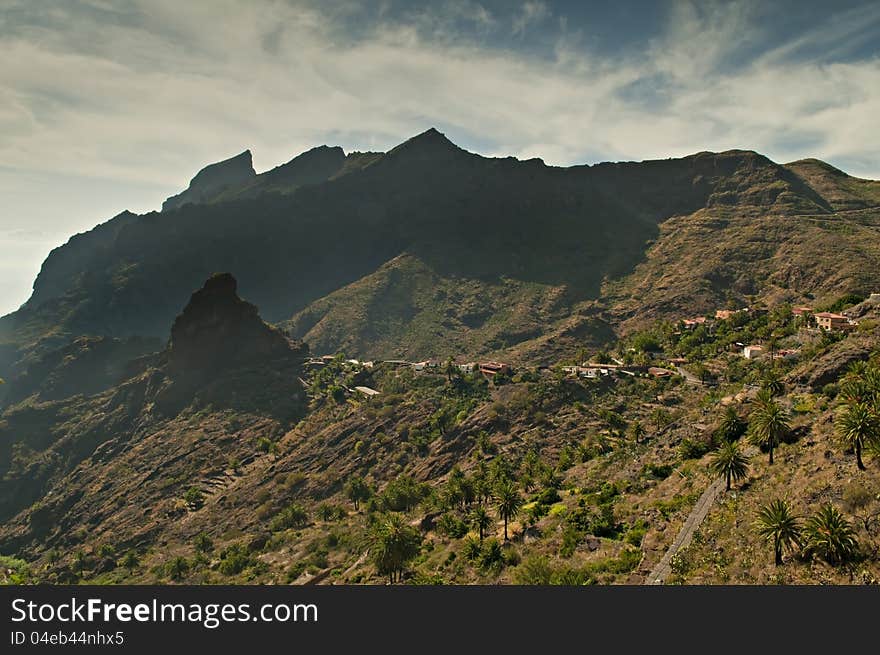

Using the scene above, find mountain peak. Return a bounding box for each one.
[162,150,256,211]
[389,127,462,157]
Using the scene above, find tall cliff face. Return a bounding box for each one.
[161,150,256,211]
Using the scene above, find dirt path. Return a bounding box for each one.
[645,476,726,584]
[646,446,758,584]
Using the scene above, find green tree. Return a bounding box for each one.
[166,556,190,581]
[709,441,750,491]
[761,371,784,397]
[444,357,458,383]
[755,499,802,566]
[120,550,139,574]
[716,406,746,442]
[270,503,309,531]
[835,401,880,471]
[629,420,646,444]
[183,486,205,510]
[495,481,523,541]
[749,398,790,464]
[193,533,214,553]
[344,476,373,511]
[804,504,859,565]
[369,513,422,584]
[470,506,493,543]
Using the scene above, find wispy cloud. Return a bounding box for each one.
[512,1,550,37]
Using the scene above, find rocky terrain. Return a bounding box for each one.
[1,132,879,586]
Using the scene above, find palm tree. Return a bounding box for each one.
[755,499,802,566]
[345,476,372,511]
[835,401,880,471]
[749,398,790,464]
[716,405,746,442]
[120,550,140,574]
[761,371,784,397]
[444,357,458,383]
[495,481,523,541]
[369,513,422,584]
[752,386,774,409]
[709,441,750,491]
[470,506,493,543]
[804,504,859,566]
[629,420,646,444]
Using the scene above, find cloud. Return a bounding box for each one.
[0,0,876,192]
[1,0,879,314]
[512,1,550,37]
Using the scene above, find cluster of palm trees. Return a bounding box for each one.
[834,361,880,470]
[710,358,880,495]
[755,499,860,567]
[442,465,526,542]
[369,513,422,584]
[368,465,528,582]
[710,360,879,569]
[708,382,790,492]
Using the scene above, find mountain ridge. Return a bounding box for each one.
[1,130,879,400]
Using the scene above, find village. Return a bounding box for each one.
[304,294,879,398]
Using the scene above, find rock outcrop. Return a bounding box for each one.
[167,272,306,377]
[151,273,308,418]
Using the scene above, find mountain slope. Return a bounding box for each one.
[2,129,879,392]
[284,253,614,362]
[0,274,308,536]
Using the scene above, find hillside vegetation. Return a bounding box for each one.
[2,277,878,585]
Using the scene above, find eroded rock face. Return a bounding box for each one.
[167,273,307,379]
[162,150,256,211]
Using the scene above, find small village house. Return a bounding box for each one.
[682,316,708,330]
[479,361,511,377]
[813,312,850,331]
[742,344,765,359]
[353,386,381,398]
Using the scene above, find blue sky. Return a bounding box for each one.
[1,0,880,315]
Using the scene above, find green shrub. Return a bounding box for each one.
[479,539,504,569]
[193,533,214,553]
[0,555,31,584]
[643,463,673,479]
[270,503,309,531]
[286,561,307,582]
[461,537,482,561]
[437,513,469,539]
[218,544,255,576]
[317,503,347,521]
[624,520,649,547]
[165,556,190,581]
[183,486,205,509]
[380,476,430,512]
[678,437,711,460]
[534,487,561,506]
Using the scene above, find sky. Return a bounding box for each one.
[1,0,879,316]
